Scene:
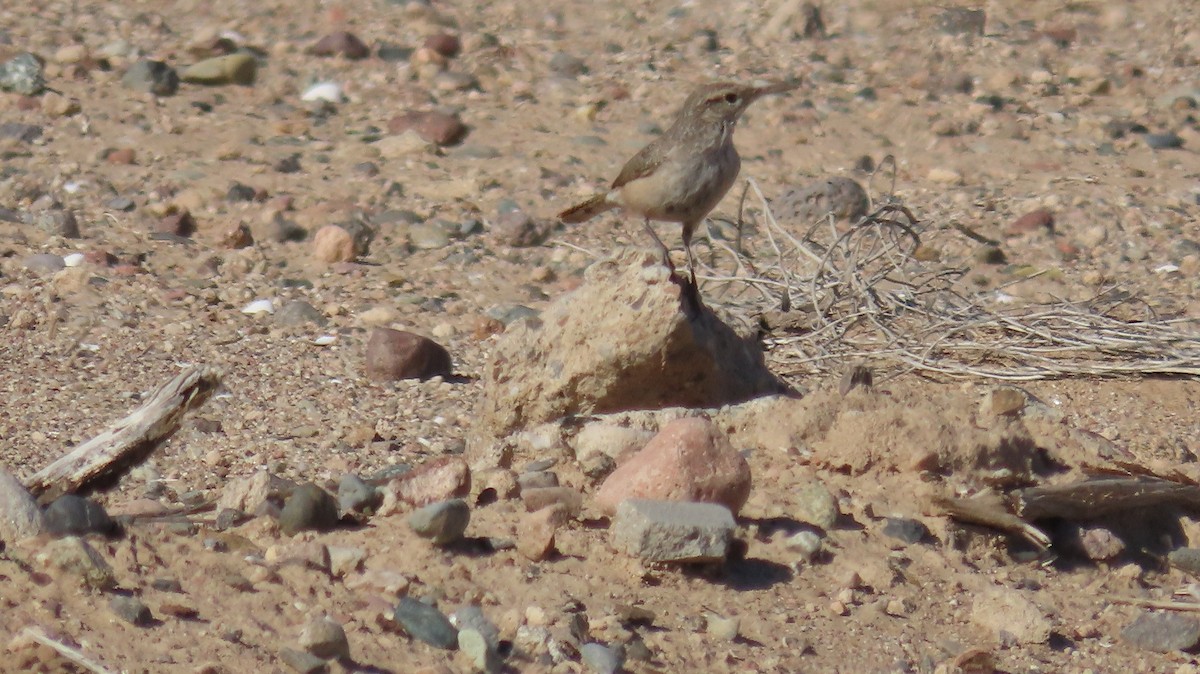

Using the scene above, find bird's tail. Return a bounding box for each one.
[558,194,615,224]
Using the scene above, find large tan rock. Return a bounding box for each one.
[469,249,783,468]
[595,416,752,516]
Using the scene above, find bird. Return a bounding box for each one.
[558,78,800,287]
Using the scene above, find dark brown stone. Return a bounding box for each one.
[365,327,452,381]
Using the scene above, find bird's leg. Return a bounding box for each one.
[680,221,703,317]
[682,222,698,287]
[642,219,675,273]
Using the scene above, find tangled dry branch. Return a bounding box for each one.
[697,175,1200,381]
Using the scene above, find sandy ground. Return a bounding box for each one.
[1,0,1199,672]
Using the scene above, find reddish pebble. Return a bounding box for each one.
[595,417,752,516]
[112,263,141,276]
[1041,26,1076,46]
[423,33,461,58]
[364,327,453,381]
[106,148,136,165]
[517,504,569,561]
[16,96,40,111]
[389,457,471,508]
[312,31,370,59]
[1056,239,1080,258]
[471,316,505,341]
[1006,209,1054,235]
[387,111,468,146]
[157,210,195,237]
[84,250,118,267]
[221,222,253,249]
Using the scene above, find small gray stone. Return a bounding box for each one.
[106,197,135,212]
[455,144,501,159]
[774,177,870,225]
[407,221,453,250]
[226,182,258,202]
[518,471,559,491]
[337,474,382,515]
[492,206,553,247]
[327,546,366,577]
[28,210,81,238]
[0,122,42,143]
[705,613,740,641]
[1145,133,1184,150]
[408,498,470,545]
[276,300,327,327]
[22,253,65,275]
[279,484,340,536]
[580,642,622,674]
[279,647,329,674]
[0,468,45,544]
[1169,547,1200,575]
[784,530,822,562]
[109,595,153,626]
[794,481,839,530]
[936,7,986,36]
[612,499,735,563]
[299,615,350,660]
[452,605,500,645]
[484,304,539,325]
[394,596,458,649]
[548,52,587,78]
[0,53,45,95]
[458,628,500,672]
[882,517,930,545]
[1122,612,1200,652]
[121,60,179,96]
[44,494,117,537]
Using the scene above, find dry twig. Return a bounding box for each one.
[24,366,222,500]
[696,178,1200,381]
[19,627,115,674]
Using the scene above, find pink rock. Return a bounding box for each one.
[312,224,356,264]
[312,31,370,59]
[157,210,195,237]
[517,504,569,561]
[1006,209,1054,235]
[365,327,453,381]
[595,417,751,516]
[387,111,467,146]
[389,457,470,508]
[423,33,462,58]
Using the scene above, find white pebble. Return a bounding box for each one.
[1154,263,1180,274]
[241,299,275,315]
[62,253,85,267]
[785,530,823,562]
[312,334,337,346]
[301,82,345,103]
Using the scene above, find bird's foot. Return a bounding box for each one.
[671,269,704,319]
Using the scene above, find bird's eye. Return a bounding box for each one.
[724,92,740,104]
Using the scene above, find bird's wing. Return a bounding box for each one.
[610,137,669,189]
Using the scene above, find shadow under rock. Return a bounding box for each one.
[704,556,794,591]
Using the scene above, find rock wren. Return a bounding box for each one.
[559,79,799,284]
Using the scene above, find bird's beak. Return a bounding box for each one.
[750,77,803,99]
